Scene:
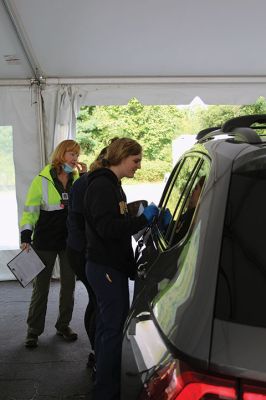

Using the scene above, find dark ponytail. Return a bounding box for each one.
[89,137,119,171]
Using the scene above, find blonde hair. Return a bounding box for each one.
[101,138,142,167]
[51,140,80,172]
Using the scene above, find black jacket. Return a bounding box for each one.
[67,173,89,252]
[84,168,147,277]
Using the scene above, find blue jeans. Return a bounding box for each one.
[86,260,129,400]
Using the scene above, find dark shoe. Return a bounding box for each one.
[25,333,38,348]
[56,326,78,341]
[86,352,96,369]
[91,365,96,382]
[86,352,96,381]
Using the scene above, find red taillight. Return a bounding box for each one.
[139,360,237,400]
[139,361,178,400]
[175,382,236,399]
[244,395,266,400]
[243,384,266,399]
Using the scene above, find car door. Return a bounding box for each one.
[132,152,211,304]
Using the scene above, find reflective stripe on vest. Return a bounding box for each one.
[41,176,62,211]
[40,203,62,211]
[23,205,40,213]
[20,223,33,231]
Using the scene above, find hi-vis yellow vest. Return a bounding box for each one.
[20,164,79,233]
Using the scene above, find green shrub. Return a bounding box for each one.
[124,160,172,184]
[79,155,171,183]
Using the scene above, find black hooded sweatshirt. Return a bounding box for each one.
[84,168,147,278]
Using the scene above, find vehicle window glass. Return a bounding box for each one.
[151,157,210,338]
[159,157,209,246]
[158,157,200,243]
[215,166,266,328]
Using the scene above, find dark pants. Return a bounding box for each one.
[86,260,129,400]
[27,249,75,336]
[66,246,96,350]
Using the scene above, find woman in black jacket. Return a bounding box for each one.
[66,145,110,374]
[84,138,159,400]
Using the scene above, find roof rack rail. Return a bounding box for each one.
[198,126,262,144]
[230,127,262,144]
[196,126,220,140]
[197,115,265,144]
[222,114,266,132]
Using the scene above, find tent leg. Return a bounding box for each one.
[34,83,46,167]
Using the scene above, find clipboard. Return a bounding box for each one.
[127,200,148,242]
[127,200,148,217]
[7,245,46,287]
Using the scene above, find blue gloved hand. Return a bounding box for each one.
[143,204,159,224]
[162,208,172,228]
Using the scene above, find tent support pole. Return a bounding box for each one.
[35,84,46,168]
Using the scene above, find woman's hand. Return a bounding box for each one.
[20,243,30,252]
[76,162,87,173]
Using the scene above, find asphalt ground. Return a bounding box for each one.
[0,280,94,400]
[0,182,165,399]
[0,279,136,400]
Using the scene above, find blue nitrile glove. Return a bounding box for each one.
[162,208,172,228]
[143,204,159,224]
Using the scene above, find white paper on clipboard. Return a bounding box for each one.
[133,203,146,242]
[7,245,46,287]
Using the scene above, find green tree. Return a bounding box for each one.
[77,98,183,162]
[76,97,266,182]
[195,97,266,131]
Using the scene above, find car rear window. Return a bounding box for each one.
[215,157,266,328]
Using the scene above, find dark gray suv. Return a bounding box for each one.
[121,114,266,400]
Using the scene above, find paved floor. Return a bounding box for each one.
[0,182,164,399]
[0,279,135,400]
[0,280,94,400]
[123,182,165,204]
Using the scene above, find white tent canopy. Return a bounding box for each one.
[2,0,266,104]
[1,0,266,278]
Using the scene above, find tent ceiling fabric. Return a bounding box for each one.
[1,0,266,104]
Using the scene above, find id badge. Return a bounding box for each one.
[61,192,69,208]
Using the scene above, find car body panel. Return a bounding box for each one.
[132,142,234,364]
[122,119,266,399]
[211,319,266,382]
[121,311,171,400]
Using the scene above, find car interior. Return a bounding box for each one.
[158,158,208,247]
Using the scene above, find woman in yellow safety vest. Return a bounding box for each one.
[20,139,87,348]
